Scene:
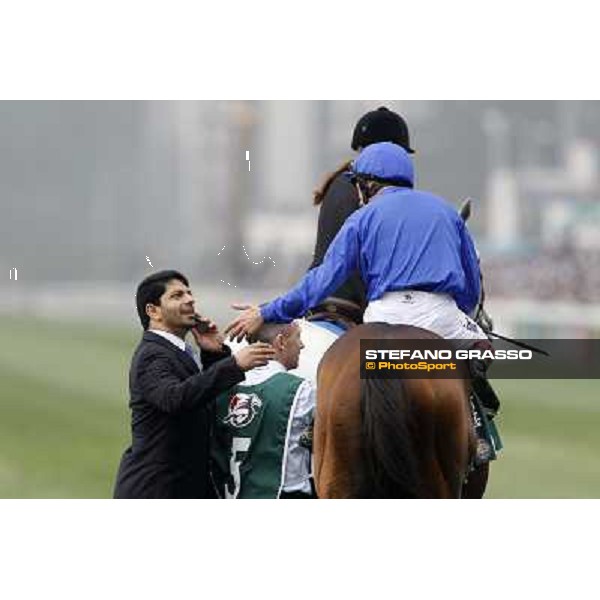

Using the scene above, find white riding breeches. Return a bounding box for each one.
[363,291,488,348]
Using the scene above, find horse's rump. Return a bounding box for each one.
[314,323,473,498]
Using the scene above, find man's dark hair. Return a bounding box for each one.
[135,270,189,330]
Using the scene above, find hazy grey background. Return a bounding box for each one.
[2,101,600,500]
[1,101,599,336]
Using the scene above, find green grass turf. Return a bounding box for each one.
[486,378,600,498]
[0,316,137,498]
[1,315,599,498]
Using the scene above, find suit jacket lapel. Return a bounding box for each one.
[142,331,199,374]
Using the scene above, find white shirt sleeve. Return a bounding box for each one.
[282,380,316,494]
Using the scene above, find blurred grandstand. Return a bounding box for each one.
[1,102,599,498]
[4,101,598,336]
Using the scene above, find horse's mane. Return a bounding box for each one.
[313,159,353,206]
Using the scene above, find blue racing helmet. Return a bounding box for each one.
[351,141,414,187]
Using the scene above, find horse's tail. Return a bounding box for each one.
[360,377,422,498]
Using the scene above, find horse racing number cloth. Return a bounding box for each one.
[211,367,312,499]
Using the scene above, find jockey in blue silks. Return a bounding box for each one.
[226,142,501,443]
[228,142,488,344]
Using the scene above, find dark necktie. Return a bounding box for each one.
[184,343,201,369]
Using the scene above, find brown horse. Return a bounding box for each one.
[314,323,476,498]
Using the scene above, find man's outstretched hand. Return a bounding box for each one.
[224,303,264,342]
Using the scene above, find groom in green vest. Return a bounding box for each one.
[211,321,316,499]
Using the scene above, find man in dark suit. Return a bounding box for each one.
[114,270,275,499]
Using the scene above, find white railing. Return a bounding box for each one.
[487,298,600,338]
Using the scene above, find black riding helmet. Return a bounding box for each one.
[351,106,415,153]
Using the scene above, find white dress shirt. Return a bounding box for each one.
[149,329,186,351]
[149,329,201,368]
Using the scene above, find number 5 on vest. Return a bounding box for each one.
[225,437,251,499]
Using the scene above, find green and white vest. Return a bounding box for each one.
[211,372,303,499]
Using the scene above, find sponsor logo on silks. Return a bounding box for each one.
[400,292,414,303]
[223,393,263,428]
[463,317,480,334]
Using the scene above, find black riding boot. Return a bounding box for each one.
[469,383,503,469]
[468,359,503,465]
[471,374,500,418]
[469,357,500,418]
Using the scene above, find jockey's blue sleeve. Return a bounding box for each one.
[261,217,360,322]
[454,219,481,314]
